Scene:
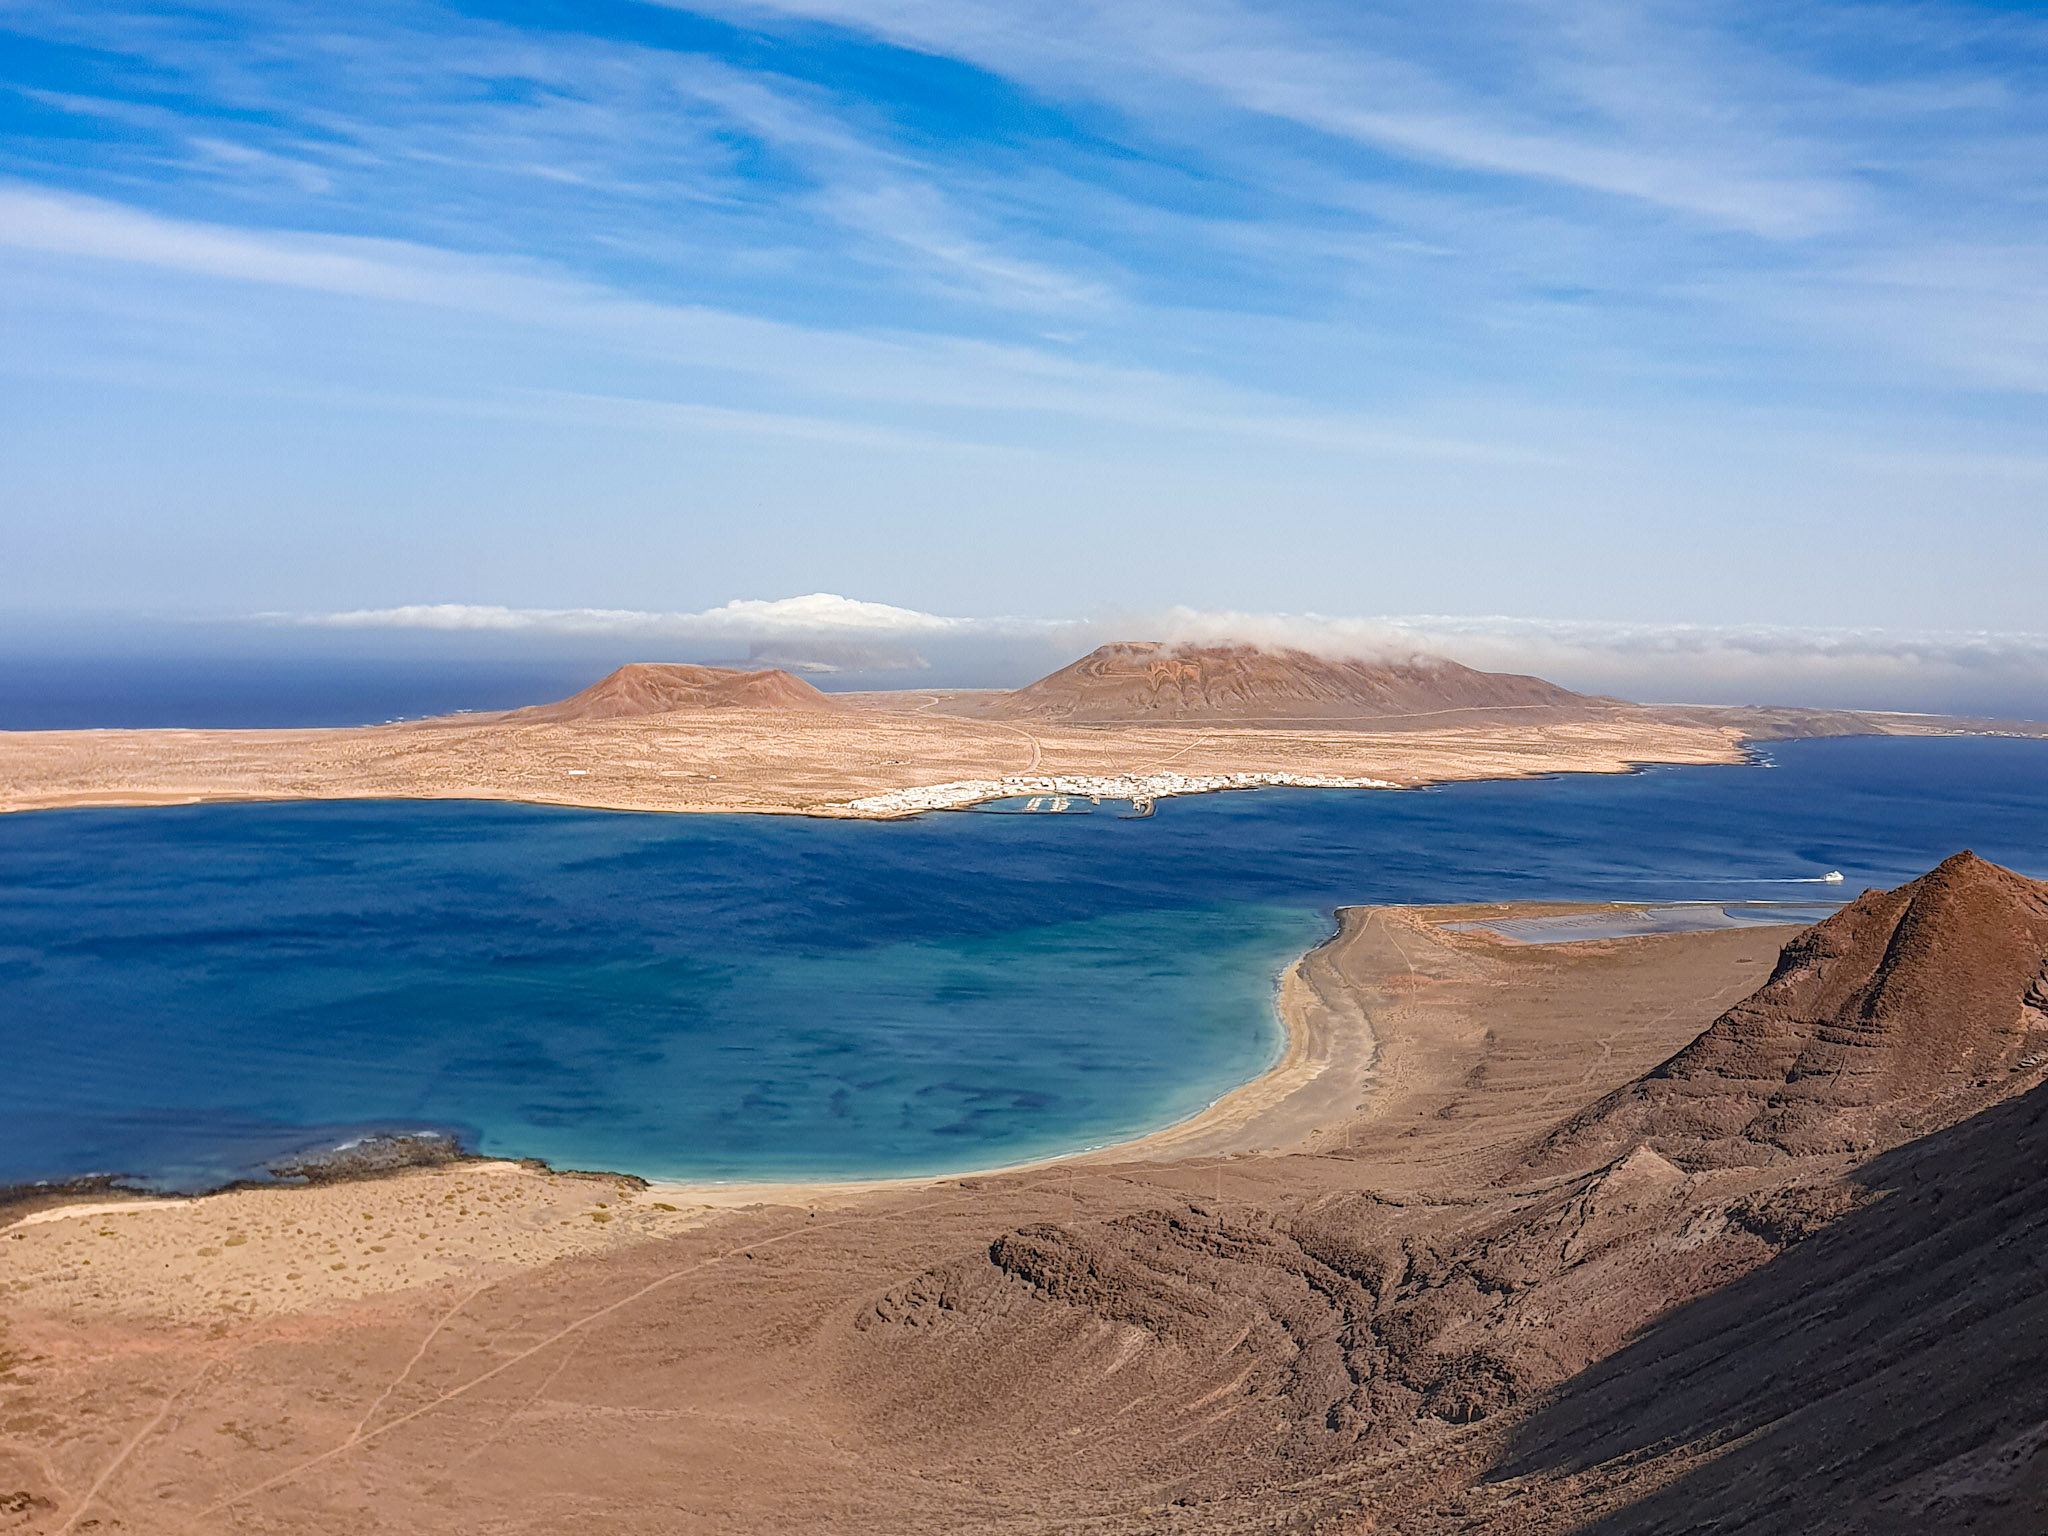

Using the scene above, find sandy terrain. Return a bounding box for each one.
[1,1165,699,1324]
[0,707,1747,818]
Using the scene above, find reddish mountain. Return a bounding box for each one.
[969,641,1596,724]
[843,856,2048,1529]
[1530,850,2048,1173]
[505,663,840,722]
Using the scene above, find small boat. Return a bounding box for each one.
[1822,871,1844,883]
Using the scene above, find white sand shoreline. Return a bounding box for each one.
[640,912,1378,1208]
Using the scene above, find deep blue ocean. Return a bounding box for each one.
[3,735,2046,1191]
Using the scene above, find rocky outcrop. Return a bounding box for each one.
[853,1154,1806,1481]
[1495,1076,2048,1535]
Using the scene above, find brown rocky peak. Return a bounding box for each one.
[506,662,841,722]
[1526,851,2048,1175]
[981,640,1593,724]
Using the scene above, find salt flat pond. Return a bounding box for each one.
[3,736,2045,1190]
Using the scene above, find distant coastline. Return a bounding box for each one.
[6,641,2043,822]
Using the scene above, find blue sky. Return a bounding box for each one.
[2,0,2046,676]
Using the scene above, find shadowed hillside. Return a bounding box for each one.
[1493,1076,2048,1534]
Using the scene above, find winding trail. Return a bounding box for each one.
[991,720,1044,771]
[895,692,1040,770]
[57,1354,223,1535]
[346,1280,490,1444]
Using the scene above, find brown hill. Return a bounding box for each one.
[831,860,2048,1530]
[966,641,1598,724]
[505,662,840,722]
[1529,850,2048,1174]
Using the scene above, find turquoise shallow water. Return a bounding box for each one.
[3,735,2047,1190]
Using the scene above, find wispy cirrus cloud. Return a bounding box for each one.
[2,0,2045,625]
[689,0,1864,233]
[0,181,1549,456]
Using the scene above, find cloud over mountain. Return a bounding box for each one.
[283,596,2048,717]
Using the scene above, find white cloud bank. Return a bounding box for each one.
[283,595,2048,716]
[1162,610,2048,714]
[303,593,991,637]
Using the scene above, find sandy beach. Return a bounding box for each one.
[13,1,2048,1523]
[636,897,1820,1208]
